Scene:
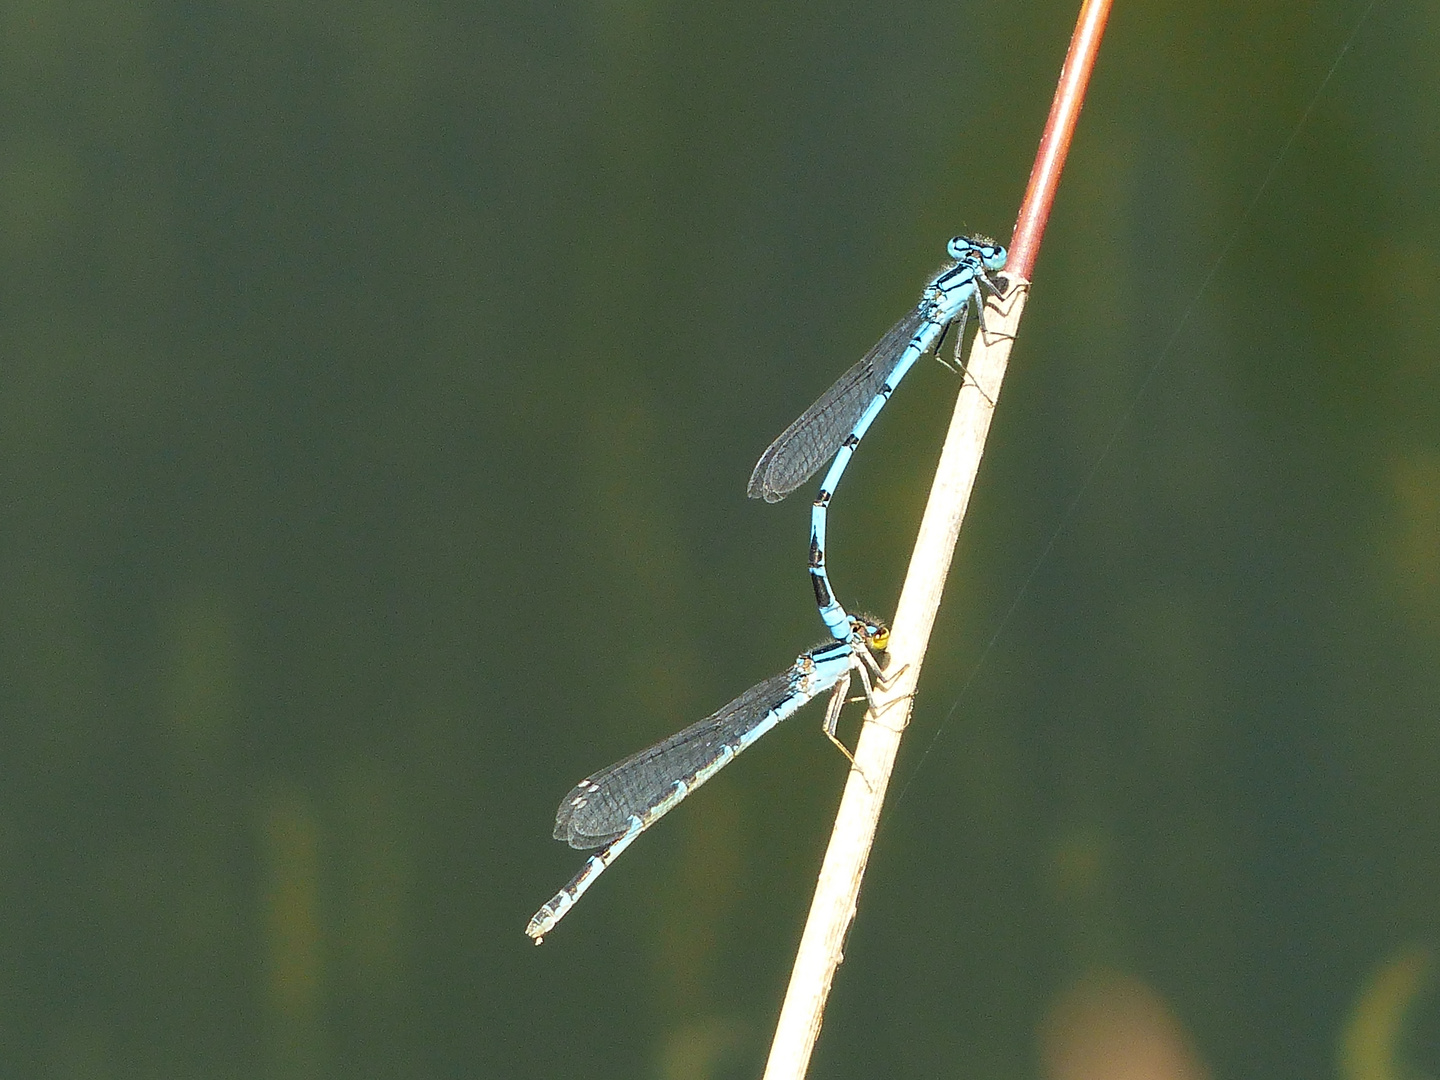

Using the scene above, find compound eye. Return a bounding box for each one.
[946,235,971,259]
[870,627,891,651]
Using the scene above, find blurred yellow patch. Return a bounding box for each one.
[1340,944,1431,1080]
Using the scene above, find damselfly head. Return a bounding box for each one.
[947,233,1007,272]
[947,233,981,258]
[979,242,1007,271]
[849,614,891,652]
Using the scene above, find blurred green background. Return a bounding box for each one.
[4,0,1438,1076]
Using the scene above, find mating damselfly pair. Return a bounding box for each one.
[527,235,1007,941]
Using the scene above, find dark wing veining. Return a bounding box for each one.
[746,306,927,503]
[552,668,799,849]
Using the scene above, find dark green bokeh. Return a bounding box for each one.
[3,0,1437,1077]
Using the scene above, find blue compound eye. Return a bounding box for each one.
[947,235,978,259]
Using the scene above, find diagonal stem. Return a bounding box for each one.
[761,1,1111,1075]
[760,280,1029,1080]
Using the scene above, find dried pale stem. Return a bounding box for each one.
[761,280,1030,1080]
[519,0,1111,1058]
[761,0,1110,1072]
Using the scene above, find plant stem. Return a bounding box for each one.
[761,1,1111,1076]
